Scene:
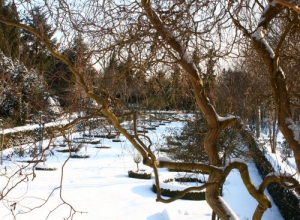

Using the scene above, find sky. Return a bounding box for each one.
[0,114,288,220]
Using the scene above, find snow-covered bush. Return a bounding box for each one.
[47,96,62,115]
[0,50,47,125]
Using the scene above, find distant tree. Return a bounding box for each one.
[0,51,47,125]
[169,65,195,110]
[20,6,56,72]
[145,70,170,110]
[47,35,95,107]
[0,0,20,59]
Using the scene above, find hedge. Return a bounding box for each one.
[240,128,300,220]
[128,170,152,179]
[152,184,206,201]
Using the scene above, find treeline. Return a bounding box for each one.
[1,0,299,135]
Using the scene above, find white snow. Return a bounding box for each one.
[261,132,299,178]
[286,118,300,144]
[157,156,173,162]
[219,196,239,220]
[0,117,285,220]
[229,158,246,164]
[252,21,275,59]
[217,114,236,122]
[48,97,62,115]
[252,28,275,59]
[153,172,208,192]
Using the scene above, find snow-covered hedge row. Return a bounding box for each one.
[152,173,207,201]
[241,130,300,220]
[2,123,65,149]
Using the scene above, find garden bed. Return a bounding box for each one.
[70,154,90,159]
[17,159,45,163]
[95,145,111,149]
[56,147,81,153]
[128,170,152,179]
[152,173,207,200]
[73,140,100,144]
[35,164,57,171]
[112,139,124,142]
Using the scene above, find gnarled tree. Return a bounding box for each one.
[0,0,300,219]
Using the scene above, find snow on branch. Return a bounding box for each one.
[217,114,236,122]
[286,118,300,144]
[252,26,275,59]
[250,1,284,60]
[217,114,237,129]
[260,172,300,195]
[219,197,239,220]
[157,156,173,162]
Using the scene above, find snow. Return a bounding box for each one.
[252,29,275,59]
[48,97,62,115]
[252,15,275,59]
[157,156,173,162]
[218,197,239,220]
[0,117,285,220]
[260,132,299,178]
[286,118,300,144]
[229,158,246,164]
[217,114,236,122]
[153,172,208,192]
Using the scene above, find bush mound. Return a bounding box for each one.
[128,170,152,179]
[152,175,206,201]
[70,154,90,159]
[35,167,57,171]
[152,183,206,201]
[95,145,111,149]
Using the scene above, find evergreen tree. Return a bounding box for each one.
[46,35,94,107]
[0,0,20,59]
[0,51,47,126]
[20,6,56,72]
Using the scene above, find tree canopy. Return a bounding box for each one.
[0,0,300,219]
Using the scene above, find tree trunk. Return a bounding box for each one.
[256,107,261,139]
[249,2,300,172]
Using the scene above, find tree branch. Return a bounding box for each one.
[274,0,300,14]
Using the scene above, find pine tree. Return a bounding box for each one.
[0,0,20,59]
[46,35,93,107]
[0,51,47,126]
[20,6,56,72]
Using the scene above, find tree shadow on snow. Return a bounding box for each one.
[131,184,156,198]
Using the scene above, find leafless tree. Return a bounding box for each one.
[228,0,300,172]
[0,0,300,219]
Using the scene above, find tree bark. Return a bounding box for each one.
[140,1,237,219]
[249,1,300,171]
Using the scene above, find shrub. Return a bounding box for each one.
[128,170,152,179]
[152,184,205,200]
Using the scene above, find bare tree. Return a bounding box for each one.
[0,0,300,220]
[229,0,300,172]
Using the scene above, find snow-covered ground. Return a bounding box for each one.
[0,119,285,220]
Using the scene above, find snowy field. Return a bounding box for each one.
[0,119,284,220]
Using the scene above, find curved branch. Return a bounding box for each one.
[274,0,300,14]
[259,173,300,193]
[0,17,153,165]
[223,160,272,212]
[156,182,219,203]
[275,17,298,57]
[155,160,222,175]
